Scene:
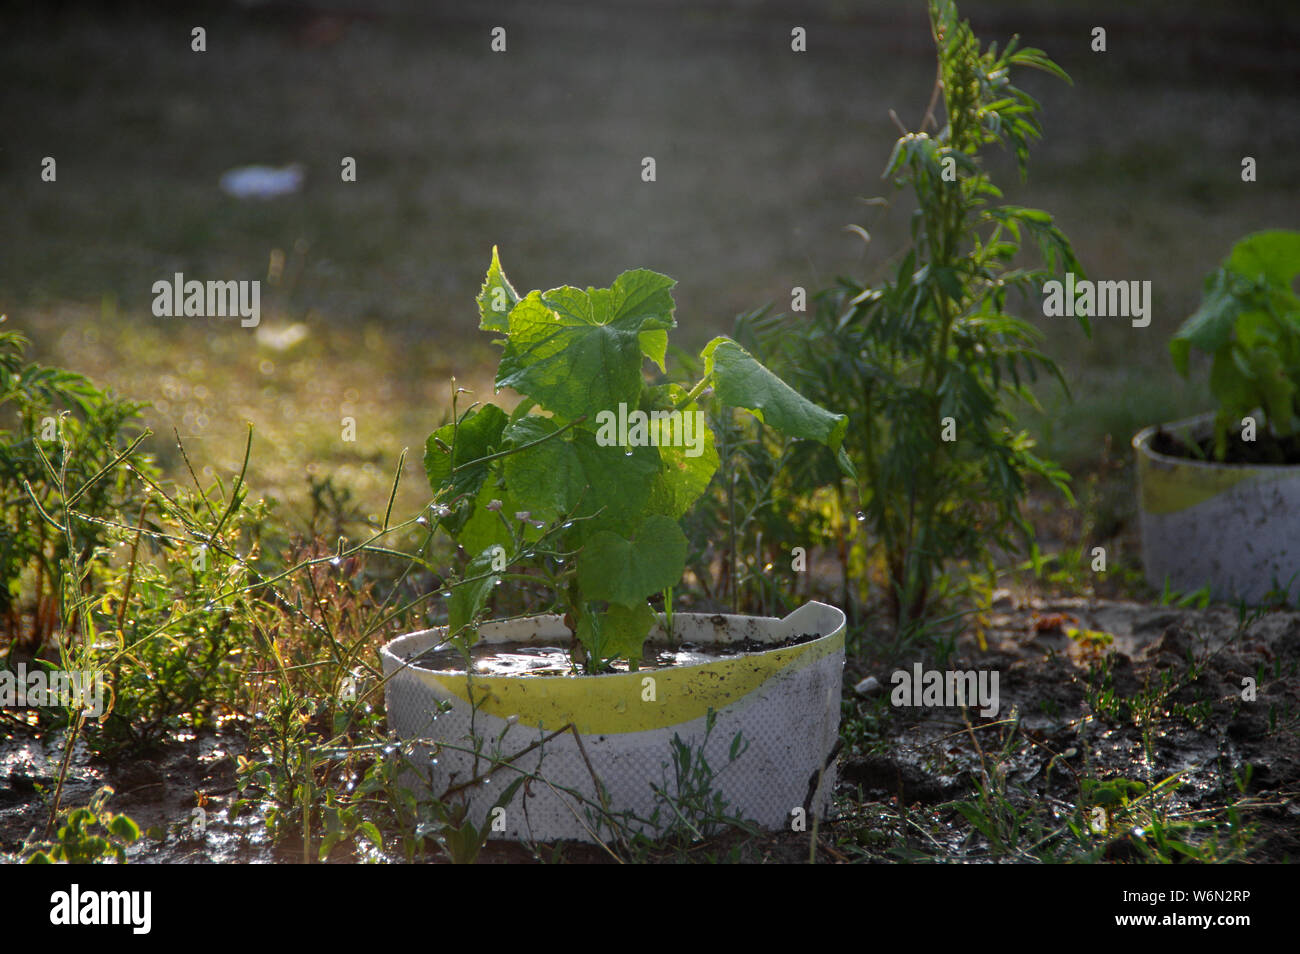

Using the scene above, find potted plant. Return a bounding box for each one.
[1133,229,1300,603]
[381,249,852,843]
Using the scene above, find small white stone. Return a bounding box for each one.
[854,675,882,696]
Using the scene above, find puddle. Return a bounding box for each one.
[410,633,820,676]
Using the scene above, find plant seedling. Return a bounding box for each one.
[1169,229,1300,460]
[425,248,851,672]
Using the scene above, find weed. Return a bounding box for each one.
[21,786,141,864]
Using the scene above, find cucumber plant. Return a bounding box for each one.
[1170,229,1300,460]
[425,248,850,672]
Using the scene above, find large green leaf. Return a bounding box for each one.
[499,418,659,535]
[495,271,676,421]
[477,246,519,332]
[576,515,687,607]
[423,404,508,500]
[494,293,644,420]
[500,416,582,520]
[569,430,660,536]
[701,337,849,452]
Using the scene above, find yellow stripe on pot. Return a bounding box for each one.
[1138,457,1262,515]
[411,632,844,735]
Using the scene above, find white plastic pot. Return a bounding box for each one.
[1134,413,1300,604]
[380,601,845,843]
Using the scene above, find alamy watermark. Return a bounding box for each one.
[1042,272,1151,328]
[891,663,1000,718]
[0,663,105,718]
[151,272,260,327]
[594,402,706,458]
[50,884,151,934]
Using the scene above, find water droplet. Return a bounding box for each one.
[439,590,451,599]
[624,450,634,457]
[561,522,574,529]
[416,516,429,527]
[855,511,867,522]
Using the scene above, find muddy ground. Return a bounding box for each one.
[3,595,1294,863]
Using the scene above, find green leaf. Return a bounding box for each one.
[1170,269,1245,377]
[496,291,658,421]
[576,600,657,664]
[569,430,660,535]
[701,337,849,452]
[501,416,583,520]
[639,329,668,372]
[1009,47,1072,85]
[477,246,519,332]
[359,821,384,849]
[609,268,678,325]
[424,404,508,500]
[1226,230,1300,291]
[644,385,718,518]
[576,515,687,606]
[1245,347,1296,435]
[448,545,505,639]
[497,417,660,536]
[495,270,676,419]
[106,814,140,842]
[457,480,543,557]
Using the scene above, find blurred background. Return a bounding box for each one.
[2,0,1297,518]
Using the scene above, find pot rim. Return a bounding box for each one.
[1133,412,1300,473]
[380,602,846,682]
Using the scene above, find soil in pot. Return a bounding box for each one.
[410,630,821,677]
[1150,426,1300,465]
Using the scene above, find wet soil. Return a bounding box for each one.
[1150,427,1300,466]
[2,600,1294,862]
[840,595,1300,862]
[0,724,296,863]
